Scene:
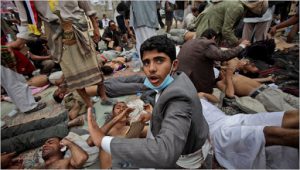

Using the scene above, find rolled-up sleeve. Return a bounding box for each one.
[78,1,96,16]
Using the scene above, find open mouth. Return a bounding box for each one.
[149,75,160,85]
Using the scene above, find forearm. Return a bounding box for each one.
[253,77,273,83]
[65,140,88,168]
[208,45,242,61]
[30,54,51,60]
[225,68,235,98]
[275,15,299,30]
[203,93,219,104]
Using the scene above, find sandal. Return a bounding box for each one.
[24,102,47,114]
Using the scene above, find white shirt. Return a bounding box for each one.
[102,18,110,28]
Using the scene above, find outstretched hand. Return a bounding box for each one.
[87,107,104,147]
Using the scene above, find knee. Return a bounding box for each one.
[282,110,299,129]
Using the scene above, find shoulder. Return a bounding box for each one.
[161,72,198,101]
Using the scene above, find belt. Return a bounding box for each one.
[250,85,268,98]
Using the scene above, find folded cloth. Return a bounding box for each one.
[64,132,99,167]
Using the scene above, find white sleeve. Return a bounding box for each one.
[101,136,114,154]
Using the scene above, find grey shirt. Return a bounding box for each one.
[129,1,159,29]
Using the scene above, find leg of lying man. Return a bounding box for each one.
[1,112,68,140]
[264,126,299,148]
[1,123,69,154]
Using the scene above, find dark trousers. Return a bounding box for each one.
[157,9,165,28]
[104,75,147,98]
[1,112,69,153]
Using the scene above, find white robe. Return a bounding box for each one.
[200,99,299,169]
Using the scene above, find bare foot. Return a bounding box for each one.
[87,107,104,147]
[68,115,84,127]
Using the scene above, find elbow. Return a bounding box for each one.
[73,152,89,168]
[156,150,180,168]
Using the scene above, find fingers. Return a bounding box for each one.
[124,107,134,114]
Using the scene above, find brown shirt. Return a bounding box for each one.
[177,38,243,93]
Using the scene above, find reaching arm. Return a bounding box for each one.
[60,138,88,168]
[206,40,250,61]
[270,15,299,36]
[28,52,51,61]
[101,107,134,134]
[198,92,220,104]
[252,76,275,83]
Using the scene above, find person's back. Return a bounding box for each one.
[177,38,216,93]
[194,1,244,46]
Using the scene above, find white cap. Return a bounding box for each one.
[213,68,220,79]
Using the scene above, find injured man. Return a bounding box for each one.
[87,101,149,168]
[200,97,299,169]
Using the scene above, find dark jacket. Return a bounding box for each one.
[102,27,122,48]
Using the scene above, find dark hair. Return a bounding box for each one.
[201,29,218,39]
[140,35,176,61]
[108,20,115,27]
[53,90,63,103]
[101,65,114,75]
[112,101,126,112]
[191,7,198,13]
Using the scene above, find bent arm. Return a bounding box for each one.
[62,138,88,168]
[206,44,243,61]
[110,99,192,168]
[274,15,299,30]
[29,53,51,61]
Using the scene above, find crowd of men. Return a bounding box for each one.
[1,0,299,169]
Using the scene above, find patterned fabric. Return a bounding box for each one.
[1,46,17,71]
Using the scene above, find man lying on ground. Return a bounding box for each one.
[39,137,88,169]
[200,97,299,169]
[53,75,148,105]
[86,101,149,168]
[217,58,299,112]
[1,103,84,154]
